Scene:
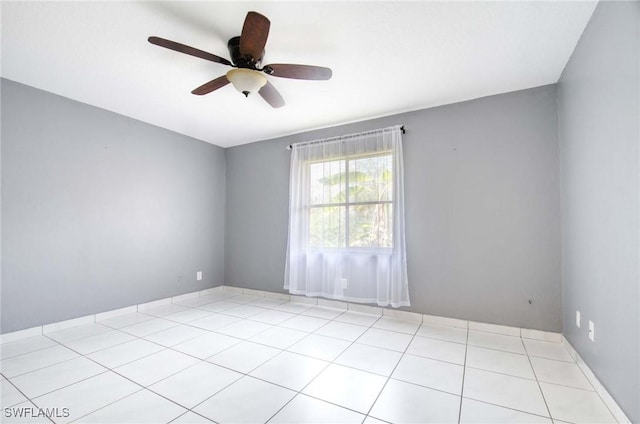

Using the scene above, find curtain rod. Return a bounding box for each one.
[286,125,405,150]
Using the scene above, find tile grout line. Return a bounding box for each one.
[263,311,385,423]
[1,302,539,372]
[50,298,374,383]
[2,296,577,424]
[459,337,567,420]
[7,297,380,423]
[8,305,445,382]
[1,373,56,423]
[361,320,421,421]
[0,285,562,346]
[190,306,383,423]
[457,324,470,424]
[3,308,523,365]
[20,301,258,421]
[47,308,566,423]
[0,348,95,381]
[462,365,541,383]
[0,288,547,349]
[460,397,557,420]
[166,409,215,424]
[36,335,162,420]
[566,344,622,422]
[37,333,211,424]
[0,314,519,364]
[522,338,554,421]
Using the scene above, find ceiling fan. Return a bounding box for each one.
[148,11,332,108]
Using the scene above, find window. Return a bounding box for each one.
[284,125,410,307]
[308,152,393,248]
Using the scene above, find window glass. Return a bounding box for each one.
[309,152,392,249]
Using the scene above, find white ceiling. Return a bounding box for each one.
[1,1,597,148]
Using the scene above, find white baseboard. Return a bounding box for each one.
[348,303,383,315]
[561,336,631,423]
[1,284,560,348]
[0,326,42,343]
[522,328,562,342]
[423,314,469,329]
[172,291,200,303]
[95,306,137,322]
[290,294,318,305]
[263,291,290,301]
[137,297,172,311]
[222,286,243,294]
[383,308,422,322]
[317,298,348,309]
[0,284,225,343]
[238,288,266,297]
[200,286,224,296]
[469,320,520,336]
[43,315,95,334]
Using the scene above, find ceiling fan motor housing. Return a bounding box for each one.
[227,36,263,69]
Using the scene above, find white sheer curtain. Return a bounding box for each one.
[284,125,409,307]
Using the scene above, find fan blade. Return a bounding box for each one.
[239,12,270,61]
[265,64,332,80]
[191,75,230,95]
[259,81,285,108]
[148,36,232,66]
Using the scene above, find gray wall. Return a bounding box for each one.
[226,84,562,332]
[1,79,226,333]
[557,1,640,422]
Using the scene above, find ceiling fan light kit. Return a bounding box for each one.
[226,69,267,97]
[148,11,332,108]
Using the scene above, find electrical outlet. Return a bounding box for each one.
[196,271,203,281]
[341,278,348,290]
[576,310,581,328]
[589,320,595,341]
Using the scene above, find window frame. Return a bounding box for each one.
[306,150,394,250]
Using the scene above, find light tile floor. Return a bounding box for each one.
[0,292,619,423]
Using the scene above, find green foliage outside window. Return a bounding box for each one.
[308,153,393,248]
